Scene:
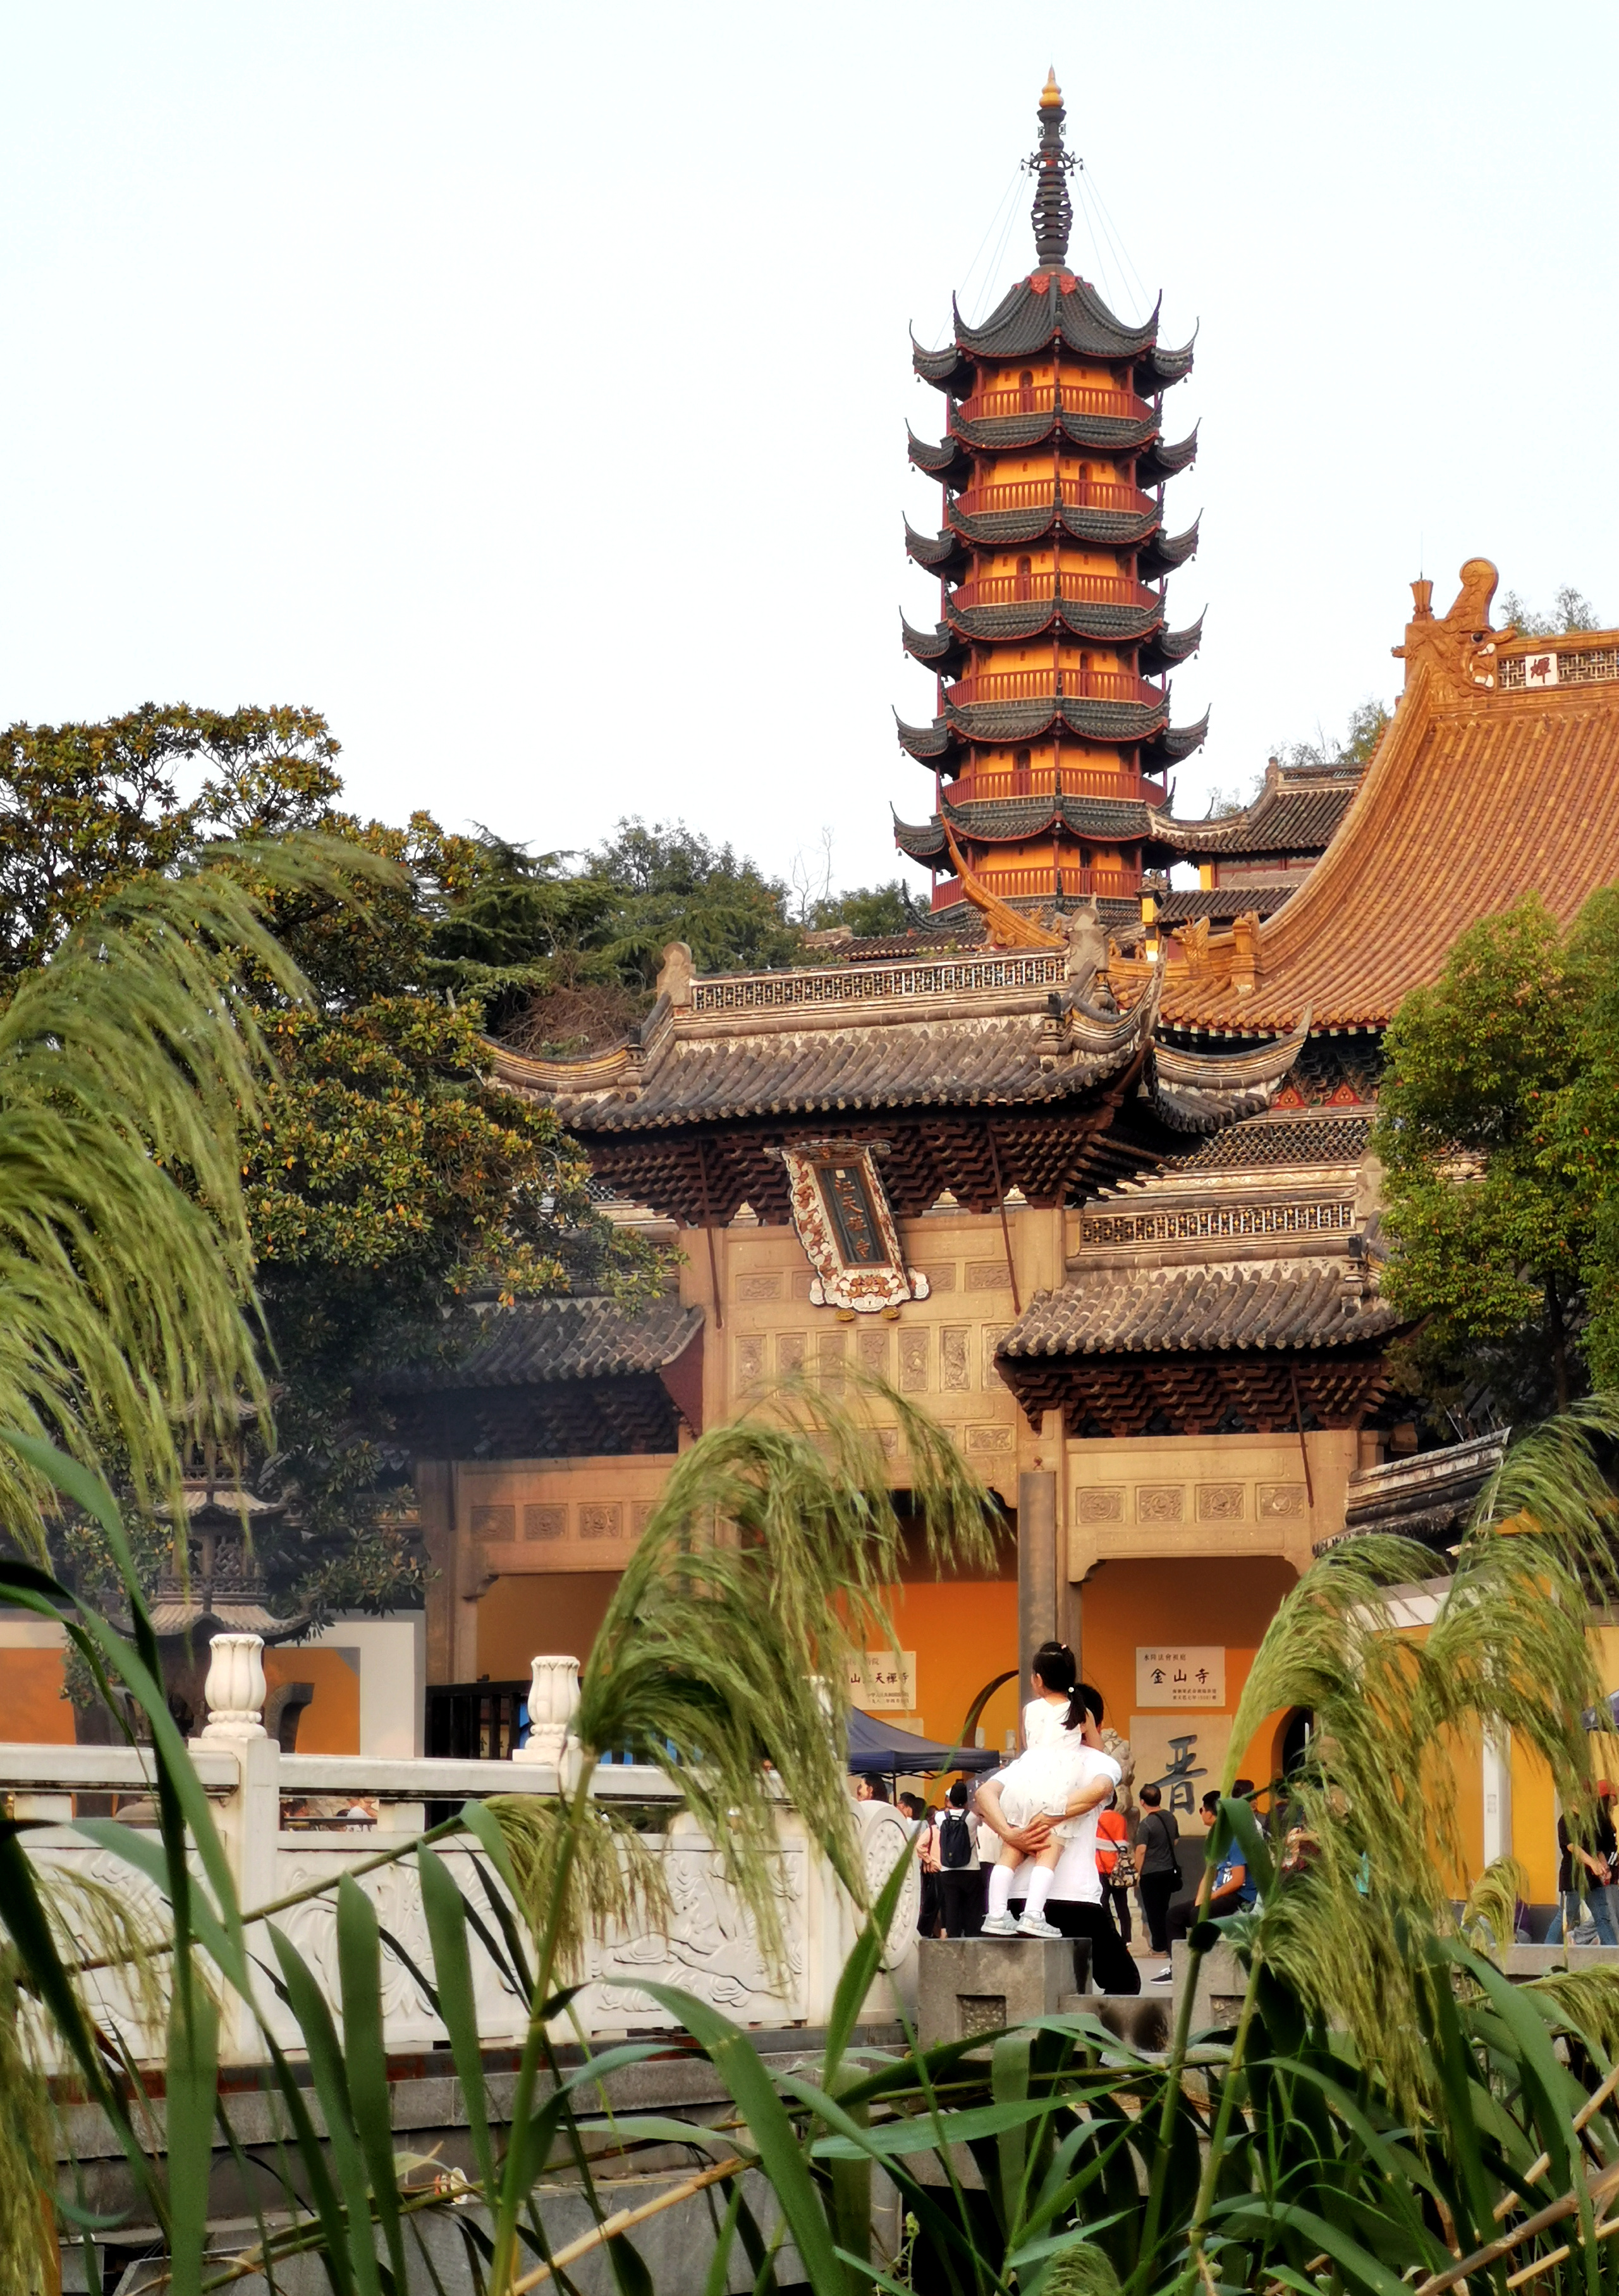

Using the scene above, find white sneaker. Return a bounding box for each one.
[1017,1913,1062,1939]
[979,1912,1019,1937]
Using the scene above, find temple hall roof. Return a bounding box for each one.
[1156,885,1297,930]
[491,953,1307,1223]
[376,1295,704,1392]
[1150,759,1364,861]
[999,1258,1401,1359]
[1157,565,1619,1032]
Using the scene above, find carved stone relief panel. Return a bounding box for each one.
[913,1263,955,1291]
[579,1837,810,2027]
[941,1329,971,1391]
[471,1504,516,1541]
[578,1503,623,1541]
[523,1504,566,1542]
[777,1331,805,1375]
[965,1423,1012,1454]
[1258,1483,1307,1518]
[1135,1487,1186,1524]
[1075,1487,1125,1523]
[736,1273,781,1302]
[1196,1484,1245,1521]
[857,1326,889,1378]
[899,1329,929,1392]
[982,1326,1011,1385]
[818,1330,846,1393]
[790,1269,815,1302]
[736,1335,766,1384]
[966,1262,1010,1291]
[632,1502,655,1537]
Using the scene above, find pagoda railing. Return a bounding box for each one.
[931,867,1139,909]
[951,571,1158,611]
[958,382,1151,423]
[947,668,1159,708]
[947,765,1167,804]
[689,951,1068,1012]
[958,478,1154,518]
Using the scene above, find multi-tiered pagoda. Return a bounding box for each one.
[895,72,1206,927]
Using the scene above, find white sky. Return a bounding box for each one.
[2,3,1615,898]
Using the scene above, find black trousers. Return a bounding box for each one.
[1139,1872,1176,1954]
[1010,1894,1141,1996]
[1104,1880,1133,1946]
[938,1869,986,1937]
[1166,1888,1243,1945]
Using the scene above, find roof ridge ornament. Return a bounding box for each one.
[1026,68,1076,269]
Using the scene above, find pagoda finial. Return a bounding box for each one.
[1029,68,1075,268]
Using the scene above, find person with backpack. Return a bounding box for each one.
[936,1779,985,1936]
[1096,1788,1133,1946]
[1133,1783,1180,1956]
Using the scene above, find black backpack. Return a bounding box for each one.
[938,1811,972,1868]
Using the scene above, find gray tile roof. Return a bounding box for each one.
[1000,1259,1401,1359]
[377,1295,702,1392]
[1159,1113,1374,1173]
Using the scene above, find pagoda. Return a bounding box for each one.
[895,71,1206,925]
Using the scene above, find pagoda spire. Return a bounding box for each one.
[1029,68,1074,268]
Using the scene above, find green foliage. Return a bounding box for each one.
[0,708,662,1635]
[810,880,919,938]
[1375,888,1619,1420]
[9,1415,1619,2295]
[1209,698,1390,818]
[1275,693,1391,775]
[1496,584,1604,638]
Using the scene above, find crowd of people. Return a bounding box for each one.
[864,1657,1619,1982]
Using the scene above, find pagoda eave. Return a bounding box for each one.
[907,426,975,483]
[1138,519,1201,579]
[1138,613,1206,676]
[940,792,1155,841]
[943,695,1169,742]
[1135,425,1201,486]
[945,598,1165,645]
[900,613,965,674]
[951,276,1165,364]
[949,408,1163,454]
[904,519,970,577]
[950,503,1161,548]
[1142,710,1211,768]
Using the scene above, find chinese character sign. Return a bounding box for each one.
[1135,1647,1226,1708]
[1130,1714,1235,1816]
[846,1651,917,1712]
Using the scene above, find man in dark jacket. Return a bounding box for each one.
[1133,1783,1180,1956]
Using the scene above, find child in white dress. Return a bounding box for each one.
[981,1643,1119,1938]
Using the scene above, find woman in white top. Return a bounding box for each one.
[981,1643,1118,1938]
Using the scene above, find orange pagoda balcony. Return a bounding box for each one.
[957,477,1154,519]
[950,571,1159,611]
[930,864,1139,910]
[946,667,1160,708]
[946,764,1168,805]
[957,382,1151,424]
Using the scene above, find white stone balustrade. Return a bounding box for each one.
[4,1633,919,2068]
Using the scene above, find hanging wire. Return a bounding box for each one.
[1075,166,1153,321]
[927,163,1015,340]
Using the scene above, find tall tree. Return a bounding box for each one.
[1373,890,1619,1422]
[0,707,659,1636]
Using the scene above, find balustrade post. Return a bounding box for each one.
[196,1633,279,2061]
[512,1654,582,1784]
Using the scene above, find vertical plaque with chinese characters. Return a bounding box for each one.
[771,1139,931,1315]
[1135,1647,1226,1708]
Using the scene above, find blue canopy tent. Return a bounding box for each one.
[846,1706,1001,1777]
